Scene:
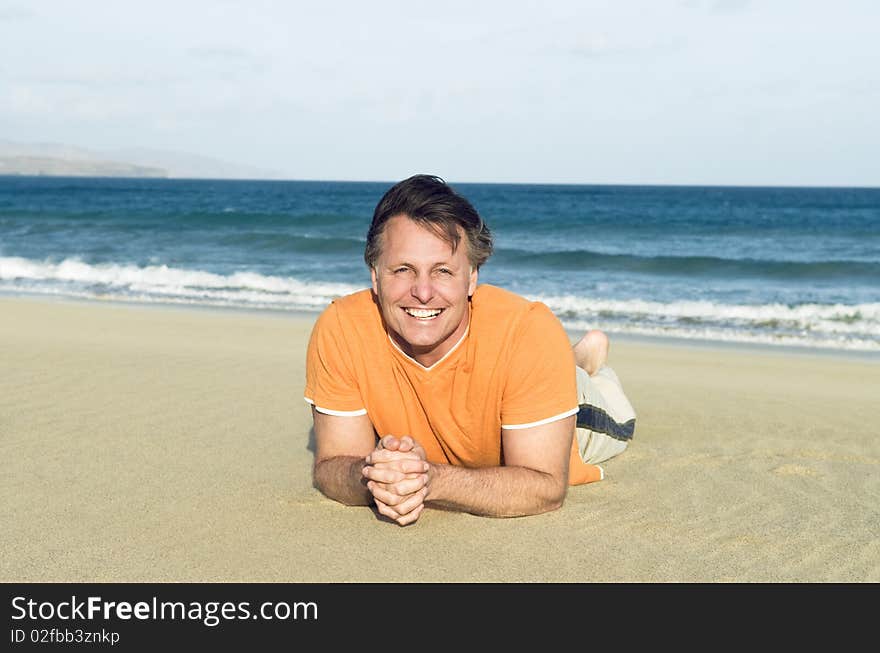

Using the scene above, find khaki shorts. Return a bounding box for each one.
[574,365,636,465]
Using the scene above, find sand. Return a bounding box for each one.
[1,296,878,583]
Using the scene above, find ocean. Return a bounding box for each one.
[1,176,878,352]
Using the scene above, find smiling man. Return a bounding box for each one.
[305,175,636,525]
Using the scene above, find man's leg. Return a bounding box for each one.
[573,329,609,375]
[572,330,636,465]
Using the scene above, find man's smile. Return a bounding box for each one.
[403,307,444,320]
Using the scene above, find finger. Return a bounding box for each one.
[367,481,405,507]
[365,470,424,487]
[367,457,429,474]
[399,459,430,474]
[394,503,424,526]
[368,479,426,513]
[403,437,427,461]
[369,472,427,498]
[371,448,421,461]
[388,474,428,497]
[373,498,401,522]
[393,487,428,516]
[362,462,424,484]
[393,497,425,517]
[378,435,401,451]
[362,466,406,484]
[366,449,422,465]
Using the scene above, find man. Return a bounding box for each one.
[305,175,635,525]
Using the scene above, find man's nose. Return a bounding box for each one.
[410,274,434,304]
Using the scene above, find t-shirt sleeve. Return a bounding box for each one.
[500,303,578,429]
[304,302,367,416]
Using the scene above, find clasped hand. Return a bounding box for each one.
[362,435,429,525]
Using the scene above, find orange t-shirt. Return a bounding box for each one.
[304,284,602,484]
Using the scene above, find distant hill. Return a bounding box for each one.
[0,155,166,178]
[0,140,283,180]
[107,146,282,180]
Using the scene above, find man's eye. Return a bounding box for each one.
[437,268,453,275]
[393,267,409,274]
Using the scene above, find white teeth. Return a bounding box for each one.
[404,308,442,319]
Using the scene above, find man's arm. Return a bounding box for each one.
[423,415,574,517]
[311,408,377,506]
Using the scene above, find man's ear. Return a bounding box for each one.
[468,266,478,298]
[371,266,379,295]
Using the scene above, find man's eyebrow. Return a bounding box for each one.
[386,260,457,268]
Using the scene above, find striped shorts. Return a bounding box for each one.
[574,365,636,464]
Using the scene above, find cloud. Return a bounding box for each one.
[185,45,265,77]
[0,5,33,21]
[186,46,256,61]
[711,0,750,12]
[565,33,611,58]
[681,0,750,13]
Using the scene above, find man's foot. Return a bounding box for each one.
[573,329,609,376]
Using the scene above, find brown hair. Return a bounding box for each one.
[364,174,493,269]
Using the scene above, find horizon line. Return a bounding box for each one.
[1,173,878,191]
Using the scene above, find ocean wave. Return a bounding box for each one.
[557,320,880,352]
[0,256,364,311]
[216,231,365,254]
[2,256,878,351]
[493,247,880,280]
[529,293,880,351]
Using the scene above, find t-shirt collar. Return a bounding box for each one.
[387,324,470,372]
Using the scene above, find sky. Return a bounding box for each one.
[1,0,878,186]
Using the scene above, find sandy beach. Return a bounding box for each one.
[1,295,878,583]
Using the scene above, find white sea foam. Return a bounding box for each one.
[0,256,364,311]
[529,293,880,351]
[2,256,878,351]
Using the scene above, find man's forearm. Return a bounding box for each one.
[313,455,372,506]
[425,463,567,517]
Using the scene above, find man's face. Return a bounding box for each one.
[371,214,478,367]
